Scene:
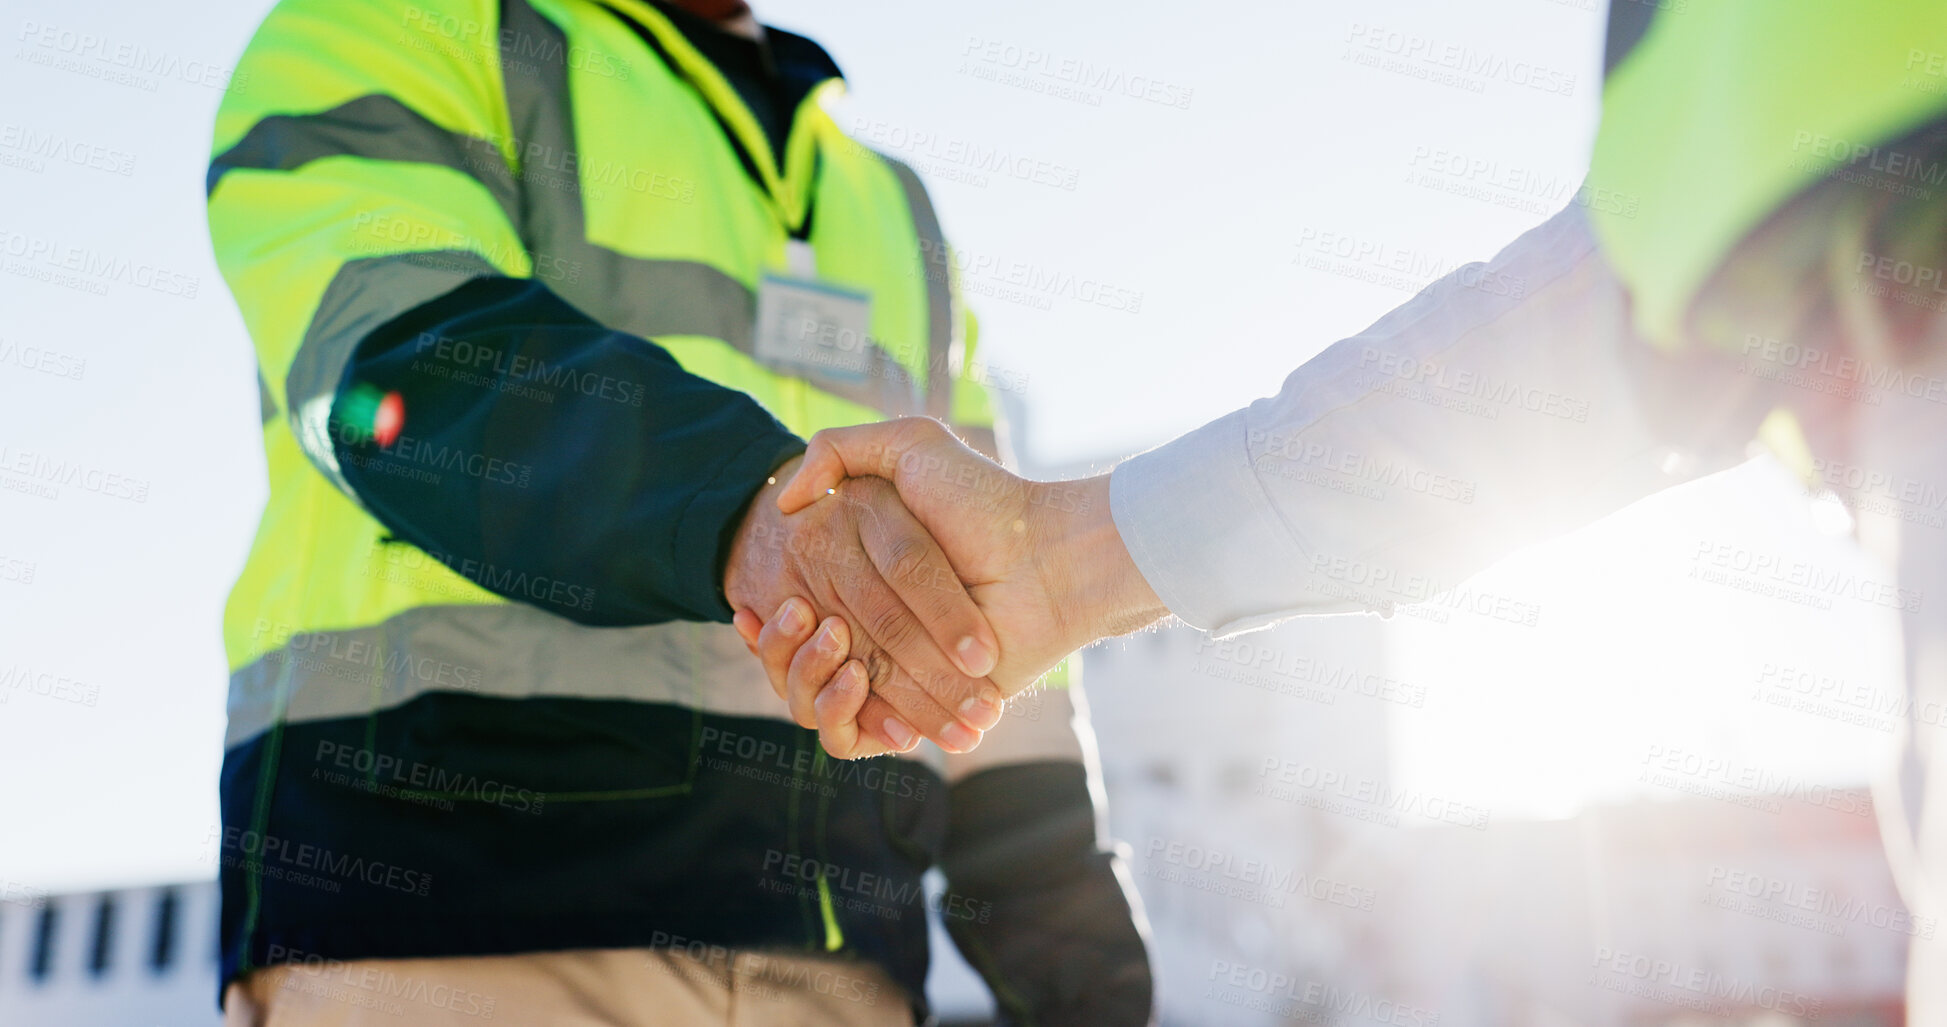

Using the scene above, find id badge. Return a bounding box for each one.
[753,273,873,381]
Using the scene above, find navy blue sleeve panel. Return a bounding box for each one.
[941,762,1155,1027]
[330,275,805,626]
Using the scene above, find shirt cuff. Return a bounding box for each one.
[1109,409,1313,636]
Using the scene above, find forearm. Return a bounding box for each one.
[1105,205,1748,635]
[333,276,804,626]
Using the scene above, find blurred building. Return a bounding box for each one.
[1077,617,1912,1027]
[1365,794,1910,1027]
[1082,618,1417,1027]
[0,881,220,1026]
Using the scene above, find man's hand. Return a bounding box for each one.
[736,420,1168,754]
[723,454,1005,759]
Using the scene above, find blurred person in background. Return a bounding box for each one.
[205,0,1150,1022]
[747,0,1947,1013]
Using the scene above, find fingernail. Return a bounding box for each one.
[839,661,867,690]
[938,720,981,754]
[958,690,1004,731]
[881,717,917,750]
[814,619,843,654]
[954,636,996,677]
[779,599,810,635]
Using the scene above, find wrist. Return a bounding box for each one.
[1031,474,1167,647]
[722,453,803,610]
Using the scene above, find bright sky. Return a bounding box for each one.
[0,0,1897,892]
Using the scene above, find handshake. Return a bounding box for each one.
[721,417,1169,759]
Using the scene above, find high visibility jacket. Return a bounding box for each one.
[1587,0,1947,347]
[205,0,1148,1020]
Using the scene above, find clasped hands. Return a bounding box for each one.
[721,417,1165,759]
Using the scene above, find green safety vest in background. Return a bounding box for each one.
[1587,0,1947,348]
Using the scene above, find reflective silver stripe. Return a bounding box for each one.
[499,0,583,273]
[589,255,752,345]
[285,251,499,497]
[878,155,959,421]
[225,603,800,748]
[206,93,521,227]
[594,253,923,415]
[500,0,922,417]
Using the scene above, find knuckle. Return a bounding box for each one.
[863,651,899,693]
[760,630,798,667]
[882,537,934,589]
[862,603,921,655]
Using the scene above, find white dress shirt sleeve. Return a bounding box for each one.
[1110,205,1715,635]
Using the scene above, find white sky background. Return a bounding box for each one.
[0,0,1899,891]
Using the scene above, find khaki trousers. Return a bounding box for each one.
[222,947,913,1026]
